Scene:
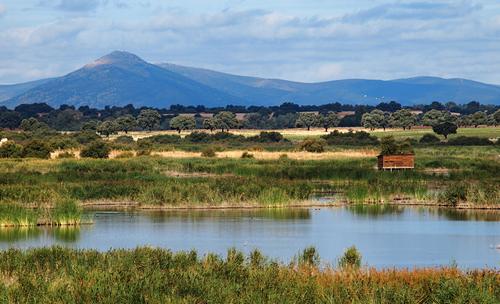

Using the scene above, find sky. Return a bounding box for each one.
[0,0,499,84]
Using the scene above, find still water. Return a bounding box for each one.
[1,206,499,269]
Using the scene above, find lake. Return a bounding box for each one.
[1,206,499,269]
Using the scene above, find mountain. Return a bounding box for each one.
[2,51,500,108]
[3,51,243,108]
[0,79,53,103]
[160,64,500,106]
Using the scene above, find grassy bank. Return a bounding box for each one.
[0,200,85,227]
[0,146,498,210]
[0,247,498,303]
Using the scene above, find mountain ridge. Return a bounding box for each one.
[2,51,500,108]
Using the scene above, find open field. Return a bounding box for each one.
[0,247,498,303]
[105,126,500,142]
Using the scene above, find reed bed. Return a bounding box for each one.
[0,145,498,209]
[0,247,497,303]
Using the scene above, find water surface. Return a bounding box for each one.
[1,206,499,269]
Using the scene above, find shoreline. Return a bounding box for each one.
[80,199,500,211]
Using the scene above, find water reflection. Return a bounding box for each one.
[0,228,40,242]
[347,204,405,218]
[53,227,81,242]
[433,209,500,222]
[143,208,311,222]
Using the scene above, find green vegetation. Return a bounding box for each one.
[0,247,497,303]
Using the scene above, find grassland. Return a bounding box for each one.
[110,126,500,142]
[0,247,498,303]
[0,145,498,214]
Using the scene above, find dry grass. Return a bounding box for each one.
[50,148,377,160]
[152,149,378,160]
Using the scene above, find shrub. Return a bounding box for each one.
[420,133,441,144]
[57,151,76,159]
[201,147,217,158]
[297,247,320,267]
[338,246,362,269]
[115,151,135,158]
[115,135,135,144]
[145,134,181,145]
[380,136,413,155]
[49,137,79,150]
[22,140,52,159]
[321,130,379,146]
[136,149,151,156]
[241,152,254,159]
[136,140,152,156]
[439,183,468,206]
[250,131,285,143]
[0,141,23,158]
[298,138,326,153]
[279,153,289,160]
[185,131,211,143]
[80,141,111,159]
[72,131,101,145]
[447,136,493,146]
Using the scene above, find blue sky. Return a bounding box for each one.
[0,0,499,84]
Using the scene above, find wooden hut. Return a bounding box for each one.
[377,154,414,170]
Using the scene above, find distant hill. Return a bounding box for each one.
[2,51,500,108]
[3,52,243,108]
[0,79,53,104]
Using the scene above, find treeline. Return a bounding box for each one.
[0,101,498,131]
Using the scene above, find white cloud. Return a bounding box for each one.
[0,4,6,17]
[0,1,499,85]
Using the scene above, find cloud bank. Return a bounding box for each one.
[0,1,499,85]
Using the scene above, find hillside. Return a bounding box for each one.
[2,51,500,108]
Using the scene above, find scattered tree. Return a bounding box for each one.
[361,110,388,131]
[389,109,416,130]
[137,109,161,131]
[298,138,326,153]
[432,121,458,139]
[115,115,137,134]
[169,115,196,133]
[471,111,487,128]
[202,117,218,132]
[214,111,239,132]
[319,112,340,132]
[81,120,99,131]
[295,113,319,131]
[97,120,119,137]
[20,118,50,132]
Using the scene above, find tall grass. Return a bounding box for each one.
[0,247,497,303]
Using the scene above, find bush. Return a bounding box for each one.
[185,131,211,143]
[380,136,413,155]
[115,151,135,158]
[22,140,52,159]
[298,138,326,153]
[321,130,379,146]
[338,246,362,269]
[249,131,285,143]
[49,136,79,150]
[145,134,181,145]
[136,140,152,156]
[56,151,76,159]
[447,136,493,146]
[115,135,135,144]
[201,147,217,158]
[0,141,23,158]
[297,247,320,267]
[72,131,101,145]
[279,153,289,160]
[241,152,254,159]
[80,141,111,159]
[439,183,468,206]
[419,133,441,144]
